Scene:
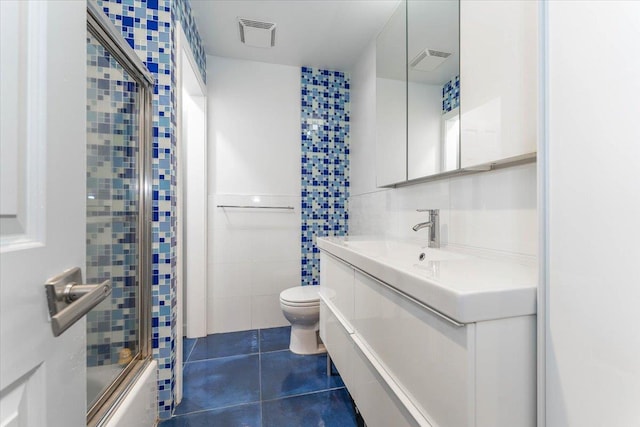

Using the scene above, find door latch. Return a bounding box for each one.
[44,267,111,337]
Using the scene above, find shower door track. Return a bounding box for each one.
[86,3,154,425]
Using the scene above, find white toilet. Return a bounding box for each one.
[279,286,325,355]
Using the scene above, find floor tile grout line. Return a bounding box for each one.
[261,386,347,404]
[166,386,349,423]
[183,351,261,365]
[258,343,263,426]
[181,347,291,365]
[257,329,264,427]
[172,400,262,418]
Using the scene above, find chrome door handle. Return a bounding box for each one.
[44,267,112,337]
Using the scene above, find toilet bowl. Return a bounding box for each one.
[280,286,325,355]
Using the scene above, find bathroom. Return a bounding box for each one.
[0,0,639,426]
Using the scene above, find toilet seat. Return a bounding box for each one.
[280,286,320,306]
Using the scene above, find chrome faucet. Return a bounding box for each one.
[412,209,440,248]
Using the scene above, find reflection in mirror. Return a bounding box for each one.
[376,0,407,187]
[407,0,459,180]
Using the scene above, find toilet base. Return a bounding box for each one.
[289,324,326,355]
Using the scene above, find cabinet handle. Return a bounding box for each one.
[321,250,464,327]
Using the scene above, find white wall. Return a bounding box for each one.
[207,55,301,333]
[545,2,640,425]
[350,42,537,257]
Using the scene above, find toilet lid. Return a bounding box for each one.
[280,286,320,304]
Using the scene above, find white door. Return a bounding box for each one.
[0,2,87,426]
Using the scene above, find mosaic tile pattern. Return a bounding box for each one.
[97,0,205,419]
[300,67,350,287]
[86,33,140,369]
[174,0,206,83]
[442,75,460,113]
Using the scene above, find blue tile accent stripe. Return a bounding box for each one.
[300,67,350,287]
[97,0,205,419]
[174,0,206,83]
[442,75,460,113]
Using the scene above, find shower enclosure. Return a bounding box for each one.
[85,4,153,424]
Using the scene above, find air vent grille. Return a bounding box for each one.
[427,49,451,59]
[409,48,452,72]
[238,18,276,48]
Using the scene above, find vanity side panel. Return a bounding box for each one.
[474,315,536,427]
[353,270,470,427]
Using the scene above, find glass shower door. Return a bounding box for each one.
[84,5,153,421]
[86,29,141,411]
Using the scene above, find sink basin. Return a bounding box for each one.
[343,239,466,263]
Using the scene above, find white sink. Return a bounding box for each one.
[318,236,537,323]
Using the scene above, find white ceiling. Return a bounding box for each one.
[189,0,401,71]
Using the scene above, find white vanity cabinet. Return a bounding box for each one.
[319,249,536,427]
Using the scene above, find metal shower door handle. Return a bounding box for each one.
[44,267,112,337]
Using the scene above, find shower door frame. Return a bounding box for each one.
[86,3,154,425]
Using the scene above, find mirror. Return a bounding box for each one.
[375,0,536,187]
[407,0,459,179]
[376,0,407,187]
[376,0,460,187]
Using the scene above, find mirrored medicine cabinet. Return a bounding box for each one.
[376,0,537,187]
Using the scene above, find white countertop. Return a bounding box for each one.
[317,236,537,323]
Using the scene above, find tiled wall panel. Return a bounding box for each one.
[300,67,350,287]
[97,0,205,419]
[175,0,206,83]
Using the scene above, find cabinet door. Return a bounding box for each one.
[407,0,460,180]
[376,0,407,186]
[460,0,538,168]
[353,271,473,427]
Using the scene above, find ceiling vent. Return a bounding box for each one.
[409,49,451,72]
[238,18,276,48]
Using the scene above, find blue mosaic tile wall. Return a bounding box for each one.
[442,75,460,113]
[97,0,205,419]
[86,32,141,370]
[175,0,206,83]
[301,67,350,287]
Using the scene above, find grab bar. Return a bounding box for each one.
[217,205,295,210]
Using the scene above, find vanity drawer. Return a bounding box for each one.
[319,299,353,390]
[320,299,421,427]
[350,335,422,427]
[353,270,473,427]
[319,252,355,329]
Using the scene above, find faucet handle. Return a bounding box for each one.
[417,209,439,215]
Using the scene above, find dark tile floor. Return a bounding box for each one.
[160,326,357,427]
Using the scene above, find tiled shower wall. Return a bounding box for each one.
[96,0,205,419]
[300,67,350,286]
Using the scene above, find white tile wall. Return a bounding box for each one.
[208,194,300,333]
[349,41,537,257]
[207,55,302,333]
[208,55,301,195]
